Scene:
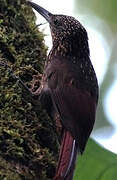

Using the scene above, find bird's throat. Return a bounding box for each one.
[48,38,89,63]
[48,40,77,61]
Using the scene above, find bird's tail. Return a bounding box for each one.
[53,130,78,180]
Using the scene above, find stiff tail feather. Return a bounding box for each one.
[53,130,78,180]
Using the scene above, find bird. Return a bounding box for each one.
[27,1,99,180]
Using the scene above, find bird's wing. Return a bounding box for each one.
[51,84,96,153]
[47,59,97,152]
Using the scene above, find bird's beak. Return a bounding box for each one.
[28,1,52,23]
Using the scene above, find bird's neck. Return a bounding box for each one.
[48,38,90,61]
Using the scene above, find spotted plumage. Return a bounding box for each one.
[28,1,99,180]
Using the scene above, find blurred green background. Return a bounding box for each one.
[74,0,117,179]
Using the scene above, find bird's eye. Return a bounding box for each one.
[54,19,59,25]
[53,19,61,26]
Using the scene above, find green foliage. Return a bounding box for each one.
[74,139,117,180]
[75,0,117,30]
[0,0,59,179]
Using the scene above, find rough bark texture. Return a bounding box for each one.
[0,0,59,179]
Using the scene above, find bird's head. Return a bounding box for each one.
[28,1,88,43]
[28,1,89,57]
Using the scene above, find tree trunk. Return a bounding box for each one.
[0,0,59,179]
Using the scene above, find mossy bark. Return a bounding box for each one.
[0,0,59,179]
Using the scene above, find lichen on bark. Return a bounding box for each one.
[0,0,59,179]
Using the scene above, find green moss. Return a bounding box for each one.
[0,0,59,179]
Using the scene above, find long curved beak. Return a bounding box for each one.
[28,1,52,23]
